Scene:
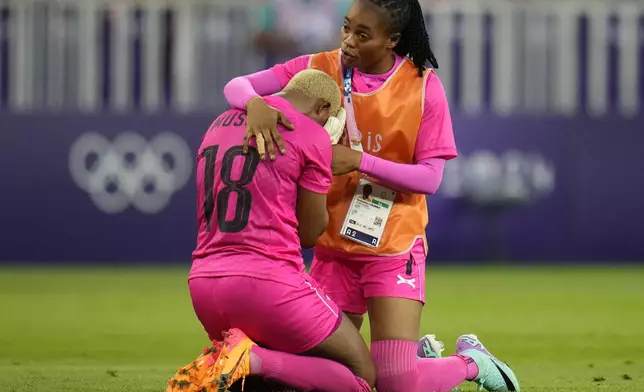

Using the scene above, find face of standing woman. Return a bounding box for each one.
[340,0,399,74]
[340,0,440,76]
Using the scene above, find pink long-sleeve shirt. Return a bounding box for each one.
[223,53,458,195]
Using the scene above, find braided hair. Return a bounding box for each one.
[367,0,439,76]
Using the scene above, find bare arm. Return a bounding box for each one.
[296,188,329,249]
[296,120,333,248]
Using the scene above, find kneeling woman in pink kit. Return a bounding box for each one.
[224,1,521,391]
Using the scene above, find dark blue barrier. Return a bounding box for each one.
[1,113,642,263]
[427,115,644,262]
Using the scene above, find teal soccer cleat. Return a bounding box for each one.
[456,334,520,392]
[417,334,445,359]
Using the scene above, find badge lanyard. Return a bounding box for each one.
[340,68,396,249]
[342,67,363,151]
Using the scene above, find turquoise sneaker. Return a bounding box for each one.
[456,334,520,392]
[417,334,445,359]
[419,335,462,392]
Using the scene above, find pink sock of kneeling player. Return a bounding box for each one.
[371,340,479,392]
[250,346,372,392]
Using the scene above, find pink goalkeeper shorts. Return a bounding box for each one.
[309,238,427,315]
[189,273,341,354]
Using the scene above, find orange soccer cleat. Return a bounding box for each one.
[166,340,224,392]
[211,328,257,392]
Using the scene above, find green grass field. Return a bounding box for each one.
[0,266,643,391]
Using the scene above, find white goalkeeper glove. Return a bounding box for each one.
[323,107,347,145]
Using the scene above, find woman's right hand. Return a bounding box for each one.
[243,97,294,160]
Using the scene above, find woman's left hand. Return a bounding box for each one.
[332,144,362,176]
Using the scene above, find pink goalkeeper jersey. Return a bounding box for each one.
[190,96,333,284]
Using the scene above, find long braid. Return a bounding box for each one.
[368,0,439,76]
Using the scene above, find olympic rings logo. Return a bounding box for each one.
[69,132,192,214]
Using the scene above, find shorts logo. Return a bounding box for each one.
[69,132,192,214]
[396,274,416,289]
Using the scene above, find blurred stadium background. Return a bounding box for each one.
[0,0,643,391]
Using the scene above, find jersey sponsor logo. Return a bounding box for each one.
[69,132,192,214]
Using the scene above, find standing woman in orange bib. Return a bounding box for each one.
[223,0,520,391]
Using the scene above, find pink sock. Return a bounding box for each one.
[371,340,417,392]
[250,346,371,392]
[417,356,479,390]
[371,340,478,392]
